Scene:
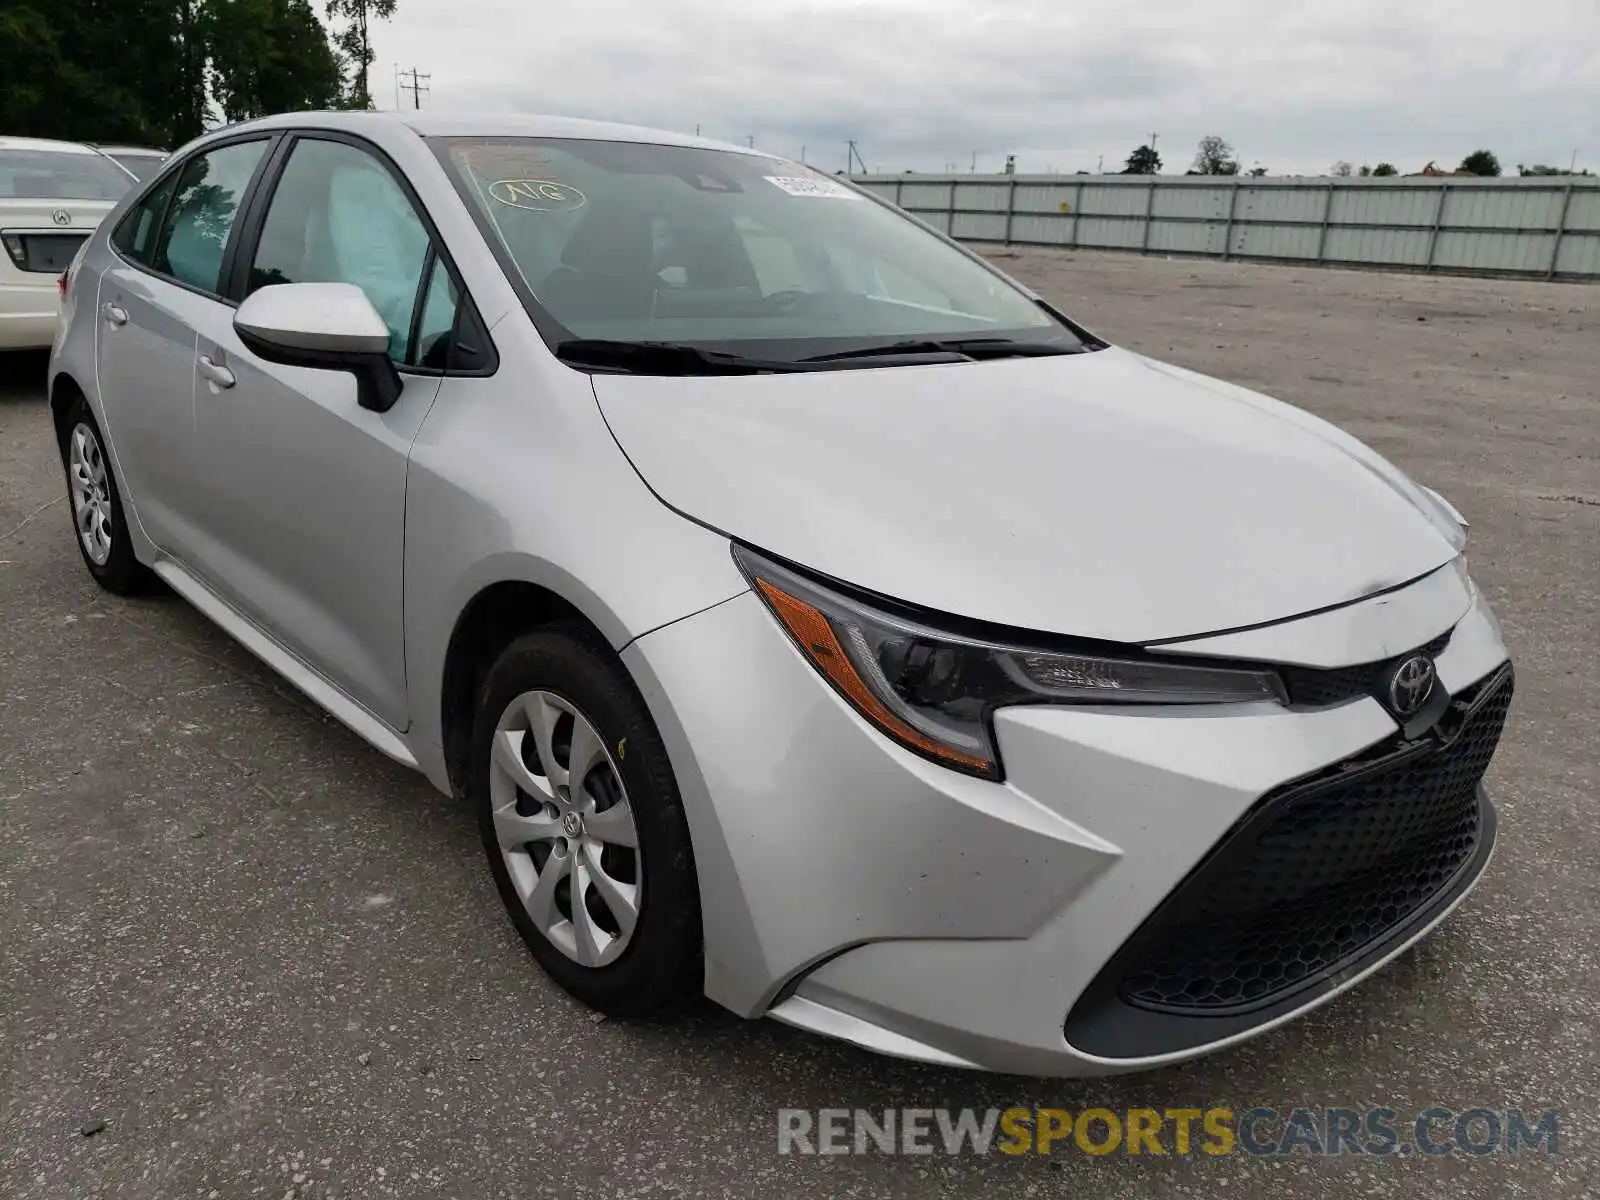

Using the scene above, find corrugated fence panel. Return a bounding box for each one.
[953,184,1008,212]
[1077,184,1149,217]
[1556,234,1600,276]
[1238,186,1325,224]
[1148,219,1222,254]
[1232,222,1320,260]
[950,212,1007,241]
[1008,213,1072,245]
[1152,186,1231,219]
[1433,231,1552,273]
[1322,226,1432,266]
[1327,187,1439,228]
[1013,183,1080,213]
[898,182,953,211]
[853,175,1600,279]
[1443,187,1564,230]
[1075,216,1144,249]
[1565,190,1600,231]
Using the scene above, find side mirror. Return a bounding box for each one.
[234,282,403,413]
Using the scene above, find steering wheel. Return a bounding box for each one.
[760,289,812,314]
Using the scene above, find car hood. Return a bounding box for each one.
[592,346,1461,643]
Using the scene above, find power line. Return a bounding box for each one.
[397,66,431,111]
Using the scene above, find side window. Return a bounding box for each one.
[412,256,460,369]
[151,140,267,293]
[111,173,179,265]
[248,138,429,362]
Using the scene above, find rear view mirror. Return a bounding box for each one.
[234,282,402,412]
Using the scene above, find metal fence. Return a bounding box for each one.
[850,173,1600,281]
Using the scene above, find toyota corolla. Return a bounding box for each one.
[47,111,1513,1076]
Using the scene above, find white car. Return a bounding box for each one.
[91,144,169,183]
[1,136,134,350]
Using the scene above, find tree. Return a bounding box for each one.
[210,0,342,122]
[1358,164,1372,177]
[1121,144,1161,175]
[1330,160,1354,177]
[1372,162,1398,176]
[1458,149,1501,177]
[1191,135,1239,176]
[1246,165,1268,177]
[326,0,398,109]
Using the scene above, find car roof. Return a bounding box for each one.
[212,109,777,159]
[0,136,100,155]
[91,144,167,156]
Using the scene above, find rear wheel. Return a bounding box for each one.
[59,396,148,594]
[471,622,702,1015]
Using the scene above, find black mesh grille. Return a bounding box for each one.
[1280,630,1452,709]
[1118,667,1512,1014]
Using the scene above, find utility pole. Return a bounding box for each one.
[392,62,400,110]
[746,134,756,148]
[397,67,431,110]
[1097,153,1104,173]
[846,140,867,175]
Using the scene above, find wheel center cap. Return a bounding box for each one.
[561,811,583,838]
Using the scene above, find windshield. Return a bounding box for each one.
[0,149,134,200]
[109,153,164,182]
[433,137,1087,364]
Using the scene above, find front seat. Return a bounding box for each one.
[536,202,657,324]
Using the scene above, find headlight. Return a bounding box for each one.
[734,546,1287,780]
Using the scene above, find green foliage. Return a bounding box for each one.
[1372,163,1398,176]
[1458,150,1501,177]
[326,0,398,109]
[0,0,375,145]
[210,0,343,122]
[1121,144,1161,175]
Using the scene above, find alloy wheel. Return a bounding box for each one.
[488,689,642,967]
[69,422,113,566]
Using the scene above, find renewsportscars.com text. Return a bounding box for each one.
[778,1106,1560,1158]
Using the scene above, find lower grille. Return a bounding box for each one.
[1117,666,1512,1015]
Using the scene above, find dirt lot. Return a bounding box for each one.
[1,249,1596,1198]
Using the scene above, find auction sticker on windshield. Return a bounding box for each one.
[764,175,862,199]
[488,179,587,212]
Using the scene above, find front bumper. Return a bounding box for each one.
[622,567,1512,1076]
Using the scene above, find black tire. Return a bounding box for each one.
[471,621,703,1016]
[58,395,150,594]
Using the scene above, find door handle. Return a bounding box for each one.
[101,302,128,327]
[198,355,236,389]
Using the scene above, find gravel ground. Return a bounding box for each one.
[1,249,1596,1198]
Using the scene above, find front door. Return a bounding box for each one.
[184,136,456,731]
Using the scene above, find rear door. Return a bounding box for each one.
[93,137,272,555]
[181,133,466,729]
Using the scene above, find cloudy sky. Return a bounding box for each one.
[369,0,1599,176]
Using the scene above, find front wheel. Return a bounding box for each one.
[470,623,703,1016]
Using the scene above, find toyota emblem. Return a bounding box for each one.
[1387,654,1436,717]
[51,209,72,227]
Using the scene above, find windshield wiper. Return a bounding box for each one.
[555,339,802,375]
[799,337,1083,363]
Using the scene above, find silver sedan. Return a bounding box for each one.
[47,110,1512,1076]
